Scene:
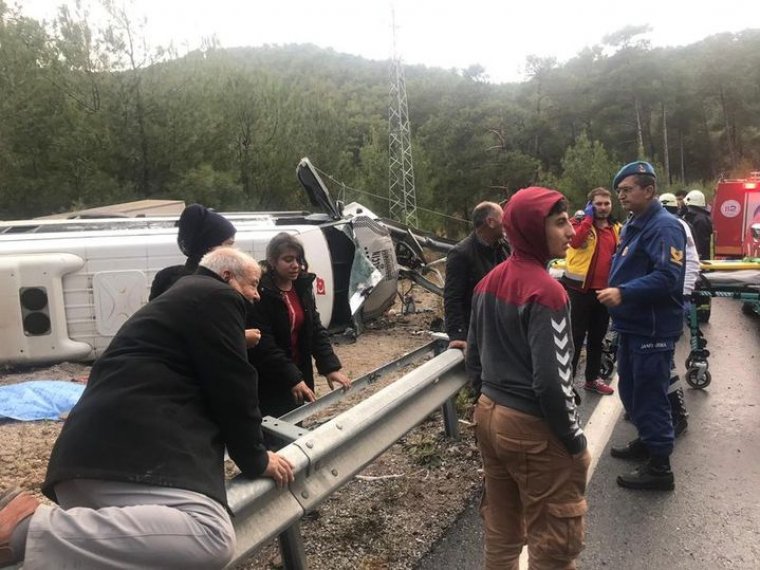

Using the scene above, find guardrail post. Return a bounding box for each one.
[441,397,460,440]
[431,336,460,440]
[267,430,309,570]
[279,521,308,570]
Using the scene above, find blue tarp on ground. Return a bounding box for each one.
[0,380,85,421]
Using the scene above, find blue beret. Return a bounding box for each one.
[612,161,656,190]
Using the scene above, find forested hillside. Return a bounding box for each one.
[1,2,759,235]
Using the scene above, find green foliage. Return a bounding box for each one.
[402,433,443,468]
[557,132,618,208]
[165,164,243,209]
[1,4,759,234]
[454,387,475,418]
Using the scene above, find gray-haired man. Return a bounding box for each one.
[1,247,293,569]
[444,201,510,352]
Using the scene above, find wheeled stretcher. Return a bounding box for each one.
[685,266,760,389]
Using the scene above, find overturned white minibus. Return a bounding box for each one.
[0,159,399,366]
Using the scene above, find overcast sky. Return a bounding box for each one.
[19,0,760,83]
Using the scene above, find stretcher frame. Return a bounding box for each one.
[598,268,760,389]
[684,270,760,388]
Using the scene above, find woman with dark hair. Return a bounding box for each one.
[248,232,351,417]
[149,204,236,301]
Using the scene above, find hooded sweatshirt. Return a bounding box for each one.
[466,187,586,455]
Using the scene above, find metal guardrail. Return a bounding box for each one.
[275,339,439,426]
[259,339,441,451]
[225,347,467,567]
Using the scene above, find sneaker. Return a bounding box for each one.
[584,379,615,395]
[617,461,675,491]
[610,438,650,461]
[0,486,40,566]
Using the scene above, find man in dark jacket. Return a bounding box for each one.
[444,201,509,351]
[467,187,589,569]
[0,247,293,569]
[675,190,689,218]
[598,161,686,491]
[683,189,713,260]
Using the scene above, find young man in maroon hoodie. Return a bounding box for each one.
[467,187,590,569]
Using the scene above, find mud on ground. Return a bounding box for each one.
[0,282,483,569]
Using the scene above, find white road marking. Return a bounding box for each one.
[518,375,623,568]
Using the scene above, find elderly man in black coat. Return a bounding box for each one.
[444,201,510,351]
[0,247,294,570]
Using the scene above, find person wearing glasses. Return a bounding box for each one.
[597,161,686,491]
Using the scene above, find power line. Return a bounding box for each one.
[311,165,469,225]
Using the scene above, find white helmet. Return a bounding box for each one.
[659,193,677,207]
[685,189,706,208]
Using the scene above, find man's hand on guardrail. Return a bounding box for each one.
[448,340,467,351]
[291,381,316,405]
[326,370,352,392]
[264,451,295,488]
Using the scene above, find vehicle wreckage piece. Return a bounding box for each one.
[377,215,455,297]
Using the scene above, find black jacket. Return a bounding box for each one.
[149,259,198,300]
[444,232,510,341]
[683,206,713,260]
[247,271,341,417]
[43,269,269,508]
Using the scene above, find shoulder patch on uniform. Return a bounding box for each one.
[670,246,684,266]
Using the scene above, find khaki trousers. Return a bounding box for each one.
[475,396,590,570]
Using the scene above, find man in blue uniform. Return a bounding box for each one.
[597,161,686,491]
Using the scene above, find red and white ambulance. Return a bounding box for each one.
[712,171,760,258]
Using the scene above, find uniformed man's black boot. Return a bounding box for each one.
[617,455,675,491]
[610,438,650,460]
[668,384,689,437]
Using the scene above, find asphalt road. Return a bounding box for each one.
[416,298,760,570]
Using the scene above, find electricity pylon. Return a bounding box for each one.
[388,9,418,228]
